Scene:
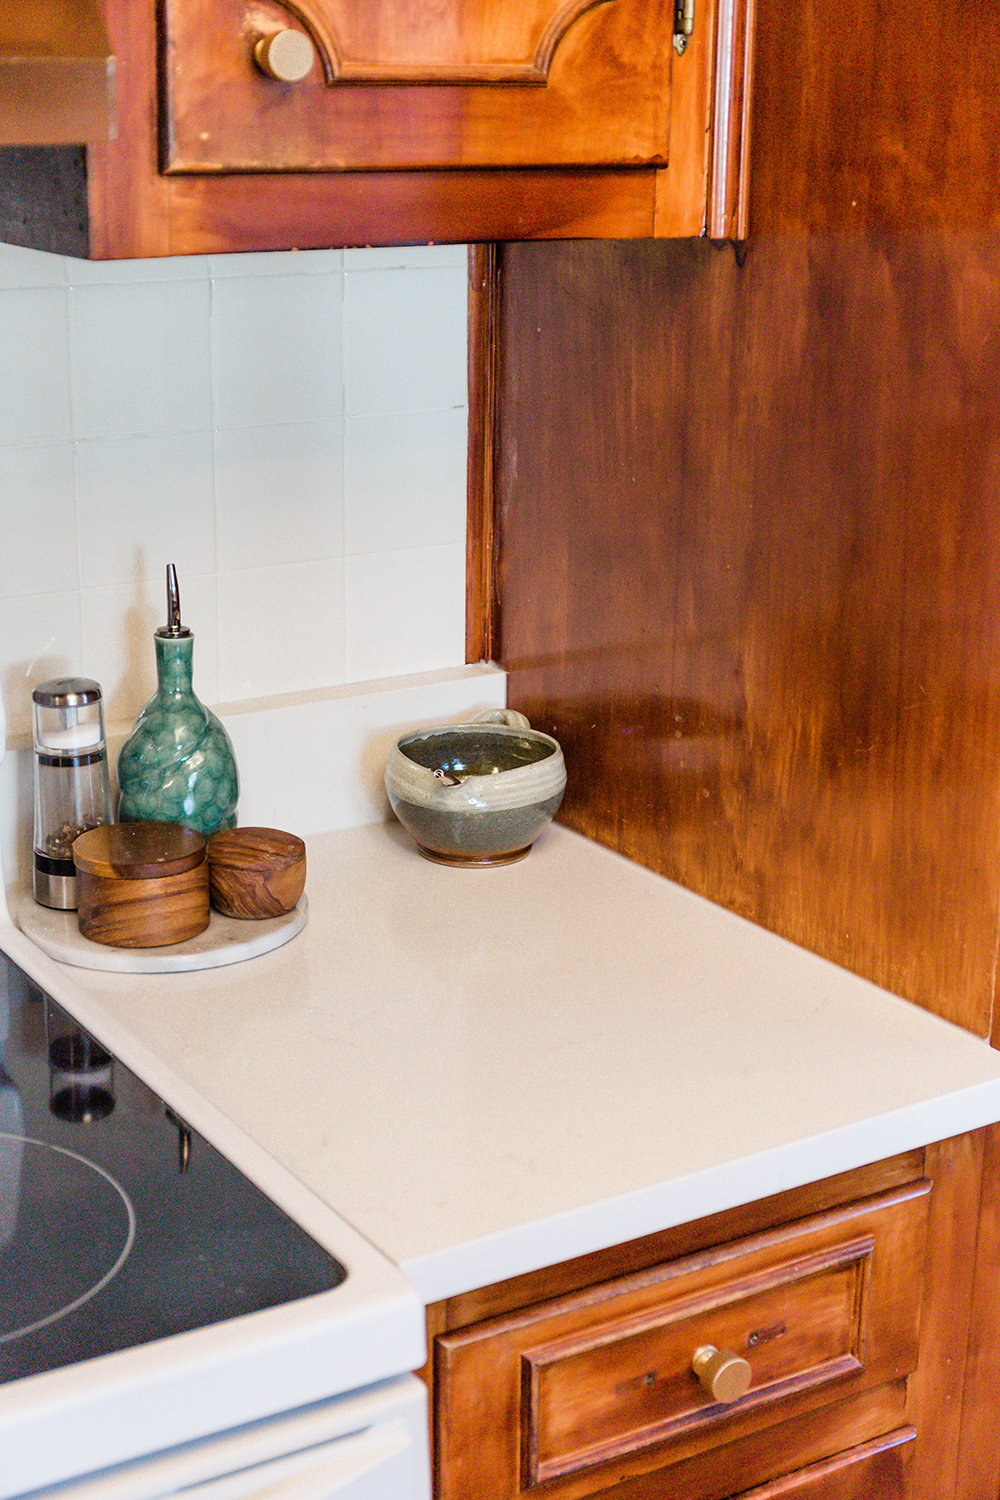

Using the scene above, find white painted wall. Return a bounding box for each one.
[0,240,469,741]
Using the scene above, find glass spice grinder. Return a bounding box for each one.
[32,677,113,910]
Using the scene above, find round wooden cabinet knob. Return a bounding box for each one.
[692,1345,752,1404]
[253,29,317,82]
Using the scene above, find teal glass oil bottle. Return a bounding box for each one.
[117,565,239,836]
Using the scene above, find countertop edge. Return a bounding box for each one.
[399,1080,1000,1302]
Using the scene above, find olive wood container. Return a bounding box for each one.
[73,822,209,948]
[206,827,306,919]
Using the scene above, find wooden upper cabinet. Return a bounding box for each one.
[0,0,752,256]
[162,0,673,172]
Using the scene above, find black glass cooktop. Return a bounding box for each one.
[0,949,346,1386]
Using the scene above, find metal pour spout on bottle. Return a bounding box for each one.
[163,562,187,638]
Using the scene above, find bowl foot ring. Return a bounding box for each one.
[415,843,532,868]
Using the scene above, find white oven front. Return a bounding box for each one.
[0,934,429,1500]
[21,1373,430,1500]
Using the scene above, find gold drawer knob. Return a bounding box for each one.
[253,29,317,83]
[692,1344,752,1404]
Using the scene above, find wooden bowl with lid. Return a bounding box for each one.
[73,822,209,948]
[206,827,306,919]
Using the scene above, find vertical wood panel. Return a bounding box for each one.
[905,1133,984,1500]
[749,0,1000,235]
[491,0,1000,1035]
[86,0,171,257]
[466,244,499,663]
[953,1123,1000,1498]
[494,232,1000,1033]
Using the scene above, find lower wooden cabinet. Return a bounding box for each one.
[424,1137,1000,1500]
[731,1428,914,1499]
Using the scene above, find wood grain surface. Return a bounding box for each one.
[206,826,306,918]
[0,0,751,253]
[433,1180,932,1500]
[487,0,1000,1037]
[726,1428,914,1498]
[161,0,674,173]
[76,863,210,947]
[952,1123,1000,1499]
[73,821,206,879]
[492,230,1000,1035]
[904,1131,986,1500]
[467,245,500,664]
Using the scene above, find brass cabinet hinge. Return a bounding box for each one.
[674,0,695,53]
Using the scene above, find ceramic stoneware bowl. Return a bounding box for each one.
[385,709,566,867]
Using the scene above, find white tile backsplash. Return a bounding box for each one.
[345,407,467,555]
[345,542,467,681]
[218,560,347,700]
[209,249,344,279]
[343,264,468,415]
[210,272,344,427]
[66,254,215,284]
[0,242,66,289]
[343,245,468,271]
[68,280,214,438]
[0,443,78,596]
[214,420,344,570]
[0,593,83,717]
[0,244,468,744]
[0,287,71,445]
[75,431,218,587]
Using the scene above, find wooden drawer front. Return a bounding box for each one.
[731,1426,915,1498]
[161,0,674,173]
[435,1183,930,1500]
[530,1239,874,1483]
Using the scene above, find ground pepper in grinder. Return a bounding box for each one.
[117,564,239,836]
[32,677,113,910]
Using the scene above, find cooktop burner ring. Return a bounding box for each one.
[0,1132,136,1345]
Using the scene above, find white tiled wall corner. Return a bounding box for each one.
[0,241,468,741]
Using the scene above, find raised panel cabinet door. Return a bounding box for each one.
[576,1426,915,1497]
[160,0,674,171]
[726,1427,915,1498]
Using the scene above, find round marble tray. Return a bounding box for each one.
[17,893,308,974]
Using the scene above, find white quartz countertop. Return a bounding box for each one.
[7,821,1000,1306]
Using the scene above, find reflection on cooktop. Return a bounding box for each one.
[0,951,347,1386]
